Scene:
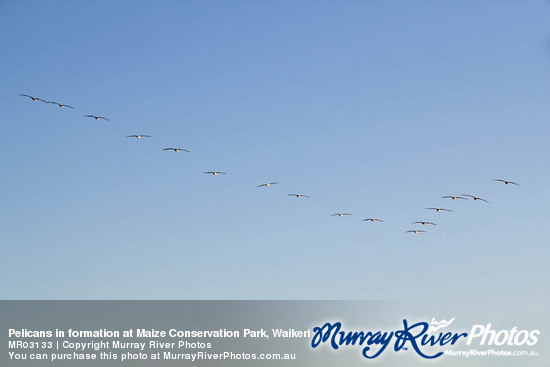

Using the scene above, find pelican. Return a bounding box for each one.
[257,182,278,187]
[461,194,489,203]
[413,221,436,226]
[407,230,426,234]
[47,101,75,109]
[164,148,189,152]
[19,94,46,102]
[203,171,226,175]
[127,135,151,139]
[288,194,309,198]
[363,218,383,222]
[84,115,110,121]
[426,208,452,212]
[331,213,351,217]
[494,179,519,186]
[442,195,467,200]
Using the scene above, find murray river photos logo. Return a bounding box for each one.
[310,318,540,360]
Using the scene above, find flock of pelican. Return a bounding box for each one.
[19,94,75,108]
[361,179,515,234]
[318,178,516,235]
[400,179,517,234]
[20,93,520,235]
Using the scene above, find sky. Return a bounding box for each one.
[0,0,549,300]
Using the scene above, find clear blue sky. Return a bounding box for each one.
[1,0,549,299]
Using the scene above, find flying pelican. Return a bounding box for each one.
[47,101,75,109]
[494,179,519,186]
[461,194,489,203]
[203,171,226,175]
[84,115,110,121]
[19,94,46,102]
[163,148,189,152]
[413,221,436,226]
[288,194,309,198]
[331,213,351,217]
[442,195,467,200]
[407,230,426,234]
[127,135,151,139]
[363,218,383,222]
[426,208,452,212]
[257,182,278,187]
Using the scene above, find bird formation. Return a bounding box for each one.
[401,185,512,234]
[19,93,520,236]
[334,181,513,235]
[19,94,74,108]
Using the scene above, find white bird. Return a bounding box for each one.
[426,208,452,212]
[47,101,75,109]
[19,94,46,102]
[442,195,467,200]
[288,194,309,198]
[331,213,351,217]
[257,182,278,187]
[494,179,519,186]
[127,135,151,139]
[164,148,190,152]
[203,171,226,175]
[84,115,110,121]
[461,194,489,203]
